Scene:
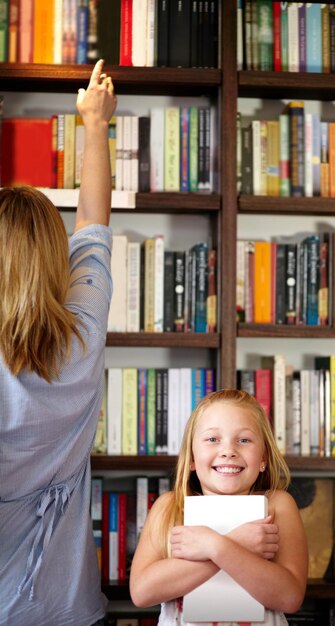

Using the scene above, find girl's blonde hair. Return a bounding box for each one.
[0,186,85,383]
[160,388,290,556]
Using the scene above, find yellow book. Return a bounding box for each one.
[122,368,138,455]
[164,107,180,191]
[254,241,272,324]
[108,116,117,190]
[144,238,155,332]
[266,120,280,196]
[33,0,54,63]
[63,113,76,189]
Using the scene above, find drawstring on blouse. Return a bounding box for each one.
[17,482,70,600]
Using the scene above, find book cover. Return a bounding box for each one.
[183,495,267,622]
[107,368,123,456]
[120,0,133,65]
[168,0,191,67]
[1,118,53,187]
[122,368,138,455]
[167,368,181,454]
[127,241,141,332]
[150,108,164,191]
[138,116,150,192]
[109,493,119,580]
[107,235,128,332]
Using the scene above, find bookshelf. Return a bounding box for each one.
[2,0,335,621]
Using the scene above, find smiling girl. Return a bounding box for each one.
[130,389,308,626]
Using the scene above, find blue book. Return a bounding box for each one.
[191,242,208,332]
[137,368,147,455]
[304,235,320,325]
[180,107,190,191]
[192,368,205,410]
[77,0,89,64]
[306,3,322,72]
[109,493,119,580]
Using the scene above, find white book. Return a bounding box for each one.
[150,108,165,191]
[167,368,181,455]
[154,235,164,332]
[132,0,148,66]
[183,495,267,622]
[127,241,141,332]
[53,0,63,64]
[300,370,311,456]
[179,368,192,446]
[131,115,139,192]
[136,476,148,540]
[309,369,320,456]
[123,115,132,191]
[273,354,286,454]
[287,2,299,72]
[116,116,124,191]
[108,235,128,332]
[74,118,84,188]
[107,368,122,455]
[146,0,156,66]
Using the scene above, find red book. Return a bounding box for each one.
[1,118,53,187]
[101,491,109,582]
[119,0,132,66]
[255,369,273,423]
[273,1,281,72]
[118,493,127,580]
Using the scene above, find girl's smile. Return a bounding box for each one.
[190,401,266,496]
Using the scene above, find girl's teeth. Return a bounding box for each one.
[215,466,241,474]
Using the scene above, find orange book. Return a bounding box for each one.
[1,118,53,187]
[8,0,19,63]
[254,241,272,324]
[33,0,55,63]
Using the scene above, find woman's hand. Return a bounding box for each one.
[227,516,279,560]
[76,59,117,127]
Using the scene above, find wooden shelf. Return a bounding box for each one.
[238,70,335,100]
[239,195,335,216]
[135,192,220,212]
[238,324,335,339]
[0,63,221,95]
[105,332,220,348]
[91,454,335,473]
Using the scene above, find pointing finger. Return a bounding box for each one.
[89,59,104,87]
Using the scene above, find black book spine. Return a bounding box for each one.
[169,0,191,67]
[174,251,185,331]
[97,0,121,65]
[285,243,297,325]
[138,116,150,192]
[157,0,169,66]
[190,0,198,67]
[275,243,286,324]
[241,125,253,194]
[163,251,175,331]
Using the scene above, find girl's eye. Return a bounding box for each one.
[239,437,251,444]
[207,436,219,443]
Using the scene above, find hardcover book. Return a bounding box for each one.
[183,495,267,622]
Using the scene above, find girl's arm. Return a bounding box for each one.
[130,492,219,608]
[171,490,308,614]
[75,59,117,232]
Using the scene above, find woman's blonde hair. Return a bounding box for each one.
[160,388,290,556]
[0,186,85,382]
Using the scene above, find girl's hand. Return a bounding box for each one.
[76,59,117,126]
[227,516,279,560]
[170,525,221,561]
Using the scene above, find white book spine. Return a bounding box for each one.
[146,0,156,66]
[132,0,148,66]
[136,477,148,540]
[273,354,286,454]
[127,241,141,332]
[116,116,124,191]
[300,370,311,455]
[150,108,165,191]
[167,368,181,455]
[108,235,128,332]
[131,115,139,192]
[107,368,123,455]
[288,2,299,72]
[74,120,84,187]
[154,235,164,332]
[123,115,132,191]
[179,368,192,447]
[309,369,320,455]
[53,0,63,64]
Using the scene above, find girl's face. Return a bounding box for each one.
[190,401,266,496]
